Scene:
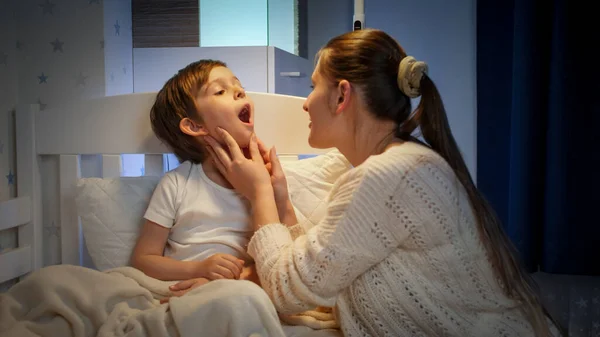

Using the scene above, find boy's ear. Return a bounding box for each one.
[179,118,208,137]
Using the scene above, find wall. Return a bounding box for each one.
[0,0,132,291]
[0,0,19,292]
[306,0,477,179]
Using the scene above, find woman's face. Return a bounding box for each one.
[303,67,339,149]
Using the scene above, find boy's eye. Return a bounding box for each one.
[310,85,314,89]
[215,90,225,95]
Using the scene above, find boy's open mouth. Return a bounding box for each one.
[238,104,251,124]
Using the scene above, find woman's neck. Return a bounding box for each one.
[336,117,402,167]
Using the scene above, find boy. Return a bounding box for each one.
[130,60,259,288]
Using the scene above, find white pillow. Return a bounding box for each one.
[75,176,160,271]
[74,150,352,271]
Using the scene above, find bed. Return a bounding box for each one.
[0,91,350,337]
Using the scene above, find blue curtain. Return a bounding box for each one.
[476,0,599,275]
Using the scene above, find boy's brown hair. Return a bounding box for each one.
[150,59,227,164]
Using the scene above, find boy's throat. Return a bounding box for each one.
[202,159,234,190]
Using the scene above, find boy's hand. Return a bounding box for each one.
[195,253,245,280]
[160,277,209,304]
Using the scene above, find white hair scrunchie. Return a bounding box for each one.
[397,56,428,98]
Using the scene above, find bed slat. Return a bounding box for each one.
[102,155,122,178]
[16,103,43,273]
[0,246,32,283]
[0,197,31,231]
[59,155,82,265]
[144,154,163,176]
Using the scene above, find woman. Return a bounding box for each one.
[205,29,561,337]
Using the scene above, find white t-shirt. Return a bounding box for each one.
[143,161,253,263]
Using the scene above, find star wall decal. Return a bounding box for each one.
[114,20,120,36]
[0,53,7,66]
[6,170,14,185]
[50,38,64,53]
[38,72,48,84]
[75,72,88,87]
[39,0,55,15]
[44,221,61,238]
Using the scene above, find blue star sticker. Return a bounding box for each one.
[50,38,64,52]
[38,72,48,84]
[6,170,14,185]
[114,20,120,36]
[0,53,7,66]
[140,167,145,175]
[39,0,55,15]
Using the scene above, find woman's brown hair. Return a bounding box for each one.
[316,28,561,336]
[150,59,226,164]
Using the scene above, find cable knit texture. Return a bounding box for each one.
[248,141,539,337]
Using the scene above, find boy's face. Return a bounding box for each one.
[191,66,255,148]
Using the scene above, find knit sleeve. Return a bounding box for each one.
[247,164,412,314]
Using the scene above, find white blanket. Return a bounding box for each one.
[0,151,353,337]
[0,265,341,337]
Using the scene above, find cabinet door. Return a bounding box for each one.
[133,46,269,93]
[269,47,312,98]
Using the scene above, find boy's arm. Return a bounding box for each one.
[131,220,245,281]
[130,220,202,281]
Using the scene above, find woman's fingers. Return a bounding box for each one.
[169,279,196,291]
[216,127,244,160]
[248,133,263,164]
[270,146,283,176]
[204,142,227,175]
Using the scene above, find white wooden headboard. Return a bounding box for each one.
[0,91,326,284]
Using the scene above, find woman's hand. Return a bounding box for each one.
[205,128,273,201]
[257,142,298,227]
[256,139,289,204]
[160,277,210,304]
[205,127,280,229]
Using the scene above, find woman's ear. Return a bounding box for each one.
[179,117,208,137]
[334,80,352,115]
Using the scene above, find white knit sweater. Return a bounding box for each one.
[248,142,538,337]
